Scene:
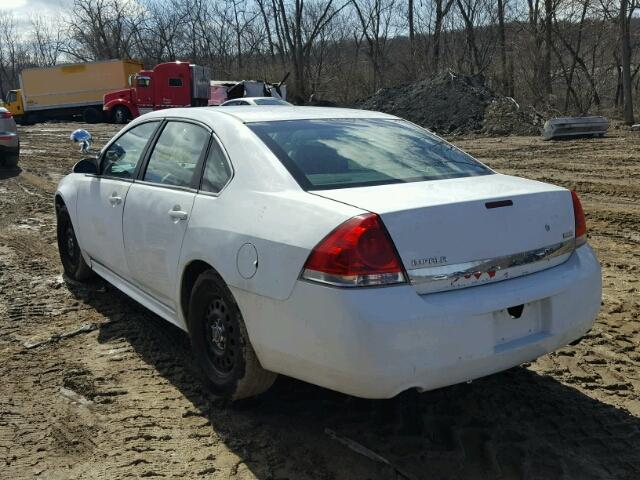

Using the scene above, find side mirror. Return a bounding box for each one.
[73,158,98,174]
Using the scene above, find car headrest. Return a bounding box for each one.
[291,143,348,175]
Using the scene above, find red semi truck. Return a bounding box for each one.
[103,62,210,123]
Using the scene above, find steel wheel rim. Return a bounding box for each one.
[65,224,76,259]
[61,220,79,271]
[204,298,236,376]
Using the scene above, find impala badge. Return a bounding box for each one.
[412,256,447,267]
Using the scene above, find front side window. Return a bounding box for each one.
[249,119,492,190]
[143,121,209,187]
[168,78,183,87]
[6,91,17,103]
[101,122,159,178]
[136,76,151,88]
[201,140,232,194]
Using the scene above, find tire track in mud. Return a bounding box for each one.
[0,123,639,479]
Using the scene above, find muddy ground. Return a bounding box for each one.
[1,122,639,480]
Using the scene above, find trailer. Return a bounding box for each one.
[4,60,143,124]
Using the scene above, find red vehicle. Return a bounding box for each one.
[103,62,210,124]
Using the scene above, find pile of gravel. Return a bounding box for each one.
[354,72,541,136]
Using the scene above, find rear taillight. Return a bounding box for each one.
[571,191,587,246]
[0,111,12,119]
[302,213,407,287]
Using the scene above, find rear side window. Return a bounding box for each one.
[249,119,492,190]
[201,140,232,194]
[169,78,183,87]
[101,122,159,178]
[143,121,209,187]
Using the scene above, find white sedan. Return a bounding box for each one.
[55,107,602,400]
[220,97,291,107]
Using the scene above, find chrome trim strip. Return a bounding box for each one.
[301,269,406,288]
[408,238,576,294]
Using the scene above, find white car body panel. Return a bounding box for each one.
[55,106,602,399]
[76,176,131,277]
[123,183,196,310]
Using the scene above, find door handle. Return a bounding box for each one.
[109,193,122,206]
[168,207,188,221]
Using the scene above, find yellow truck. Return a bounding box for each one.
[5,59,142,124]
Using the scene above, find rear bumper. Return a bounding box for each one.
[0,132,19,150]
[235,245,602,398]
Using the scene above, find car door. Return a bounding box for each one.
[122,120,211,309]
[76,121,160,277]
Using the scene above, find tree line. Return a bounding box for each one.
[0,0,638,123]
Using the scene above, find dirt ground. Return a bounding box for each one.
[1,122,639,480]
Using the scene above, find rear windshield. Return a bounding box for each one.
[248,118,492,190]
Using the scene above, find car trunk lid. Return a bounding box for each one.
[314,174,577,294]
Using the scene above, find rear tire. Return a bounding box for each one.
[188,270,277,400]
[113,106,129,124]
[56,205,93,282]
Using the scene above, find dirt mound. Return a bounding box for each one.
[355,73,541,136]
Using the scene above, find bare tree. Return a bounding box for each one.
[0,12,31,99]
[431,0,457,73]
[352,0,398,90]
[271,0,346,100]
[619,0,635,123]
[496,0,509,94]
[408,0,415,76]
[65,0,143,60]
[29,15,64,66]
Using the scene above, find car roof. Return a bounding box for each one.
[135,106,398,126]
[210,106,396,123]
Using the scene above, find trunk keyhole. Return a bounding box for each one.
[507,305,524,319]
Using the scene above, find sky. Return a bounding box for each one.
[0,0,71,23]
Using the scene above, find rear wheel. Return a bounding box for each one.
[188,270,277,400]
[56,205,93,282]
[112,106,129,124]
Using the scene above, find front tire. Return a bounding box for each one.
[56,205,93,282]
[112,106,129,124]
[188,270,277,400]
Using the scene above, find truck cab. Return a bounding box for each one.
[5,90,24,121]
[103,62,210,123]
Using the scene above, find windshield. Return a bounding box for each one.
[249,118,492,190]
[253,98,289,105]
